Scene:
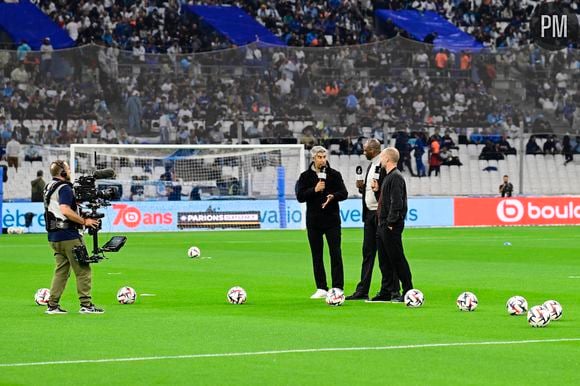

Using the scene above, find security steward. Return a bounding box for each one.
[295,146,348,299]
[44,160,103,314]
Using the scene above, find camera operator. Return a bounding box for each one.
[499,175,514,197]
[43,160,104,315]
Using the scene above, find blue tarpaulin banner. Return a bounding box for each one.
[0,0,74,49]
[184,5,285,46]
[376,10,484,52]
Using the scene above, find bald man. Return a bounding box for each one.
[370,147,414,302]
[346,139,399,301]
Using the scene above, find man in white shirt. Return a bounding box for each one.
[346,138,400,301]
[6,133,21,170]
[275,73,294,96]
[66,17,80,41]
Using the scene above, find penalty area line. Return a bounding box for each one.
[1,338,579,368]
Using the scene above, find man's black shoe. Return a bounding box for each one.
[345,293,368,301]
[366,294,391,303]
[391,295,405,303]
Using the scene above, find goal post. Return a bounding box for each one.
[69,144,306,230]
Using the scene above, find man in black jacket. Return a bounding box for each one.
[371,147,414,302]
[296,146,348,299]
[346,139,399,301]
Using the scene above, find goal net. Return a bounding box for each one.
[69,144,306,230]
[70,144,305,199]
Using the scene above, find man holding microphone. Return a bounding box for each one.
[371,147,414,302]
[346,139,399,301]
[296,146,348,299]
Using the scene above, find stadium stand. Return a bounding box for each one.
[0,1,578,201]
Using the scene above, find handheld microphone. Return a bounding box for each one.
[317,166,327,181]
[92,168,116,180]
[355,165,363,181]
[373,165,380,180]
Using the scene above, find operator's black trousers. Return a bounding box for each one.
[307,225,344,290]
[354,211,400,296]
[377,222,413,296]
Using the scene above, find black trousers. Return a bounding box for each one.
[377,222,413,295]
[307,225,344,290]
[354,211,399,296]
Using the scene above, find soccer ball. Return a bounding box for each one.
[227,286,247,304]
[117,286,137,304]
[9,227,24,234]
[34,288,51,306]
[528,305,551,327]
[506,295,528,316]
[456,291,478,311]
[542,300,563,321]
[187,246,201,258]
[325,288,345,306]
[404,289,424,308]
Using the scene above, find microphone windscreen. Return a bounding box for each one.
[373,165,380,179]
[356,166,363,175]
[92,168,116,179]
[318,166,327,180]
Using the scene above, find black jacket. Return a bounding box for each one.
[295,162,348,229]
[378,168,408,227]
[359,161,386,220]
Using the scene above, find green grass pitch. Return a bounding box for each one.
[0,226,579,385]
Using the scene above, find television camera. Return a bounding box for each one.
[72,168,127,264]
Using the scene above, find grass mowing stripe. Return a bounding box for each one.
[1,338,579,368]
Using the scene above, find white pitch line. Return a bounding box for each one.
[1,338,578,368]
[569,276,580,279]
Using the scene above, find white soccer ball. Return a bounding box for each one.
[227,286,247,304]
[404,289,424,308]
[7,227,16,234]
[528,305,551,327]
[34,288,51,306]
[325,288,345,306]
[117,286,137,304]
[506,295,528,316]
[187,246,201,258]
[456,291,478,311]
[542,300,563,321]
[14,227,24,234]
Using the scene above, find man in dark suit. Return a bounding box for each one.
[371,147,414,302]
[296,146,348,299]
[346,139,399,301]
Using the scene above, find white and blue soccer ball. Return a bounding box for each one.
[325,288,345,306]
[187,246,201,258]
[542,300,563,321]
[457,291,478,311]
[528,305,551,327]
[227,286,247,304]
[34,288,51,306]
[404,289,424,308]
[117,286,137,304]
[506,295,528,316]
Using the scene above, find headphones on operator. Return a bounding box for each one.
[51,160,68,179]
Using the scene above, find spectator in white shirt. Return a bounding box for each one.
[100,123,118,144]
[275,73,294,96]
[6,133,21,170]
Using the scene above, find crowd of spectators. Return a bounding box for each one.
[0,1,577,168]
[29,1,580,54]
